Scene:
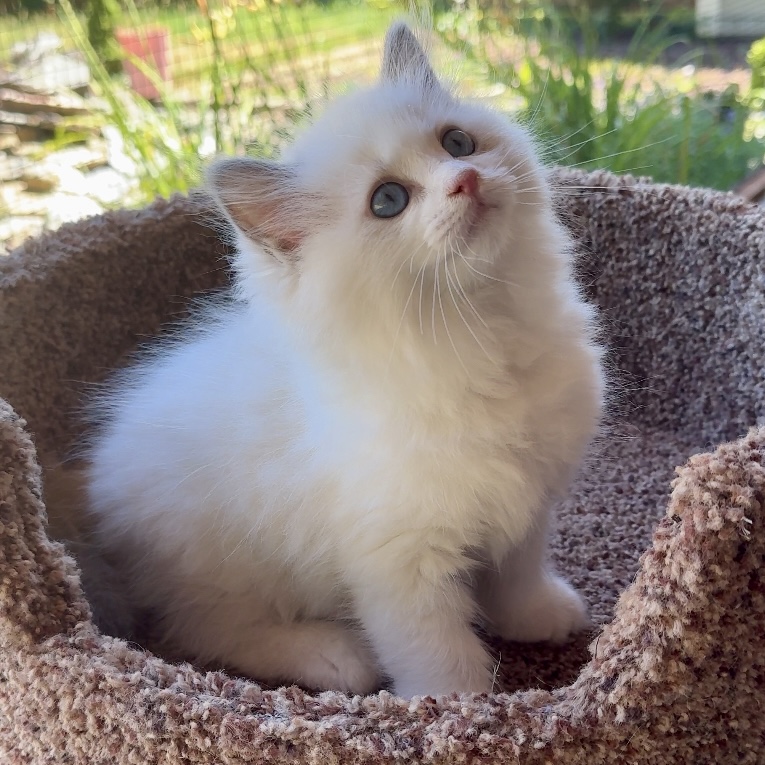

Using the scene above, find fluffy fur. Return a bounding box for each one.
[84,22,603,698]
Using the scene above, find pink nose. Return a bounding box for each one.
[448,167,480,197]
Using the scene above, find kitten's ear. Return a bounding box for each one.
[206,157,308,262]
[381,21,439,90]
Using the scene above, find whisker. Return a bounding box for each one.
[540,127,621,166]
[564,139,674,169]
[418,260,427,335]
[524,67,551,129]
[515,181,663,197]
[390,250,415,293]
[449,251,489,329]
[437,257,469,376]
[457,246,519,289]
[459,252,495,264]
[537,116,601,153]
[431,256,439,345]
[388,256,429,369]
[445,255,498,366]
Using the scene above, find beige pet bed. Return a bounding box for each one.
[0,168,763,764]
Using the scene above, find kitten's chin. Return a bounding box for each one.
[463,201,491,241]
[445,201,500,259]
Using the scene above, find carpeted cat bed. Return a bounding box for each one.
[0,168,763,764]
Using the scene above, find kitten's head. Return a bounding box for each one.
[207,22,549,296]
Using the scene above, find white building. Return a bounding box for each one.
[696,0,765,38]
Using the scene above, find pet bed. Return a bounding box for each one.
[0,168,763,764]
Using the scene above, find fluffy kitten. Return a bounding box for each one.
[85,22,603,698]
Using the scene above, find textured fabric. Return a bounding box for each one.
[0,170,763,764]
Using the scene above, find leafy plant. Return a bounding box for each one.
[748,36,765,93]
[61,0,199,198]
[58,0,395,204]
[437,0,763,189]
[87,0,123,74]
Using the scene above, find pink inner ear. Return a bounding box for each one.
[264,203,307,256]
[277,230,304,254]
[227,196,306,256]
[210,157,309,259]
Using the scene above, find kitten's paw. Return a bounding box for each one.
[492,574,589,643]
[393,672,495,699]
[393,671,494,699]
[391,640,495,698]
[307,630,381,695]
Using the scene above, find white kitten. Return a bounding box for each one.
[85,23,603,698]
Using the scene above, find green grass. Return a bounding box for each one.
[133,2,395,87]
[43,0,400,201]
[4,0,763,203]
[1,2,393,53]
[437,1,764,190]
[2,1,395,107]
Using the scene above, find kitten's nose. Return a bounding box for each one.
[448,167,480,197]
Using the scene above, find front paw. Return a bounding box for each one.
[393,670,494,699]
[391,640,496,698]
[491,574,589,643]
[312,633,381,695]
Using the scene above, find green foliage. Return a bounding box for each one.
[456,0,694,42]
[748,36,765,93]
[44,0,765,204]
[438,0,763,190]
[0,0,51,14]
[58,0,396,203]
[86,0,123,74]
[62,0,196,198]
[558,88,760,189]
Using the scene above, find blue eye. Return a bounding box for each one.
[441,128,475,158]
[370,182,409,218]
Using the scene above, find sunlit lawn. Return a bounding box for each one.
[1,1,398,96]
[2,1,761,195]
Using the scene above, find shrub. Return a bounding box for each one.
[87,0,123,74]
[59,0,395,202]
[437,0,763,190]
[748,36,765,93]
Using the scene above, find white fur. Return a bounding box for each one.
[85,23,603,698]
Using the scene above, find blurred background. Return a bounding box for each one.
[1,0,764,254]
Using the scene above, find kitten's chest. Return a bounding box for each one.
[324,385,548,543]
[301,335,594,546]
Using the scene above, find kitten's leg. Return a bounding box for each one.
[181,617,381,695]
[478,517,589,643]
[346,542,494,698]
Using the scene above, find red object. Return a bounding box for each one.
[116,27,169,100]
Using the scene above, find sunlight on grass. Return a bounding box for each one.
[3,0,762,202]
[437,1,764,190]
[46,0,401,201]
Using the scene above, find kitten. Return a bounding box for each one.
[84,22,603,698]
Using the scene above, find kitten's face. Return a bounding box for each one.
[286,81,543,282]
[208,23,549,291]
